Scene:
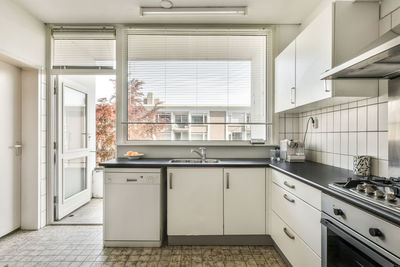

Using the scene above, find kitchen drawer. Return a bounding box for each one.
[323,194,400,258]
[271,211,321,267]
[272,170,321,210]
[271,183,321,256]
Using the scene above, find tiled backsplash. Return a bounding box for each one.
[279,80,389,177]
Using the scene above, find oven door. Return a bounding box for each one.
[321,215,400,267]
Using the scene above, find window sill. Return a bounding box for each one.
[117,140,275,147]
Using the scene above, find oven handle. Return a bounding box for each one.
[321,218,398,267]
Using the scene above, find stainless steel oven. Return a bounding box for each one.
[321,194,400,267]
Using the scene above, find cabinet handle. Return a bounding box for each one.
[226,173,230,189]
[283,194,295,203]
[169,173,173,189]
[284,181,295,189]
[126,178,137,182]
[290,87,296,104]
[283,227,295,240]
[324,80,330,93]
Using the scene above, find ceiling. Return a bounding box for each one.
[13,0,322,24]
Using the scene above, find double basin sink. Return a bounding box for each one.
[169,159,220,164]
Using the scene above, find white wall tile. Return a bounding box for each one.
[327,133,334,153]
[285,117,293,133]
[333,133,340,154]
[379,132,388,160]
[378,102,388,131]
[367,132,378,158]
[326,153,333,166]
[371,158,380,176]
[378,160,388,178]
[340,109,348,132]
[340,155,348,169]
[378,79,388,103]
[327,112,334,132]
[367,104,378,131]
[340,133,348,155]
[357,132,367,155]
[334,154,341,167]
[357,106,367,132]
[333,111,340,132]
[348,108,357,132]
[348,133,357,156]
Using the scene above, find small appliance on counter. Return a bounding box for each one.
[280,139,305,162]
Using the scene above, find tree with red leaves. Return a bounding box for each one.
[96,78,167,163]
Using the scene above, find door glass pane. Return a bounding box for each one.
[64,157,87,199]
[63,86,87,151]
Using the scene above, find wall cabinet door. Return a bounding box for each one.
[223,168,266,235]
[296,4,333,107]
[167,168,223,236]
[275,41,296,113]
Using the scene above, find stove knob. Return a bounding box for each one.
[369,228,383,237]
[333,208,344,216]
[375,190,385,198]
[366,185,376,195]
[356,184,366,191]
[386,193,397,202]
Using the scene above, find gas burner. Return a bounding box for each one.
[329,176,400,213]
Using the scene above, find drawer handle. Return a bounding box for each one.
[283,194,295,203]
[369,228,383,237]
[226,172,230,189]
[284,181,295,189]
[126,178,137,182]
[283,227,295,240]
[169,173,173,189]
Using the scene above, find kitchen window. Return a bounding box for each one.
[120,28,272,144]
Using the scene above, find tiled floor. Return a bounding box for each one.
[55,198,103,225]
[0,226,287,267]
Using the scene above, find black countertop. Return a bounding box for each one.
[100,158,400,226]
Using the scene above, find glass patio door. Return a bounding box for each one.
[55,77,92,220]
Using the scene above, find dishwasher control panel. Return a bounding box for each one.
[105,172,161,185]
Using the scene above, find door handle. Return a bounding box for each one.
[284,181,295,189]
[290,87,296,104]
[283,227,295,240]
[283,194,295,203]
[9,143,22,156]
[169,173,173,189]
[226,173,230,189]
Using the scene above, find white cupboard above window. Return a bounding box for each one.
[275,2,380,113]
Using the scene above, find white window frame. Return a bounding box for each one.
[116,26,274,146]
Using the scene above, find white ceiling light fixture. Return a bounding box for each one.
[140,7,247,16]
[160,0,173,9]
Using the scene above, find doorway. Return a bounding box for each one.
[52,74,116,225]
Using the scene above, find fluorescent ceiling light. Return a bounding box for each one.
[140,7,247,16]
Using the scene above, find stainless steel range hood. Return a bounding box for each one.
[321,24,400,80]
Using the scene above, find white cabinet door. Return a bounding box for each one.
[275,40,296,113]
[224,168,266,235]
[296,4,333,107]
[167,168,223,236]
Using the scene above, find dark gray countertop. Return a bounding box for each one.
[100,158,400,226]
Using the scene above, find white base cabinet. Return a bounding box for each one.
[167,168,223,236]
[167,167,266,236]
[224,168,266,235]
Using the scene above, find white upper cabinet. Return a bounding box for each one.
[223,168,266,235]
[275,41,296,113]
[275,2,379,113]
[296,5,333,107]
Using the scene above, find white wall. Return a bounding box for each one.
[21,69,41,230]
[0,0,45,68]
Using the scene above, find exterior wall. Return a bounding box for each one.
[280,80,389,177]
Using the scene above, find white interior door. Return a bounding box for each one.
[55,76,94,220]
[0,61,21,237]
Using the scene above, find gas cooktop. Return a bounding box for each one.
[329,176,400,213]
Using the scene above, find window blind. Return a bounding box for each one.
[126,34,267,141]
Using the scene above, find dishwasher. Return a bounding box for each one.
[103,168,164,247]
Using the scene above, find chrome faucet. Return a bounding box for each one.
[191,147,207,162]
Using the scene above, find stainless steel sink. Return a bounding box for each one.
[169,159,220,163]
